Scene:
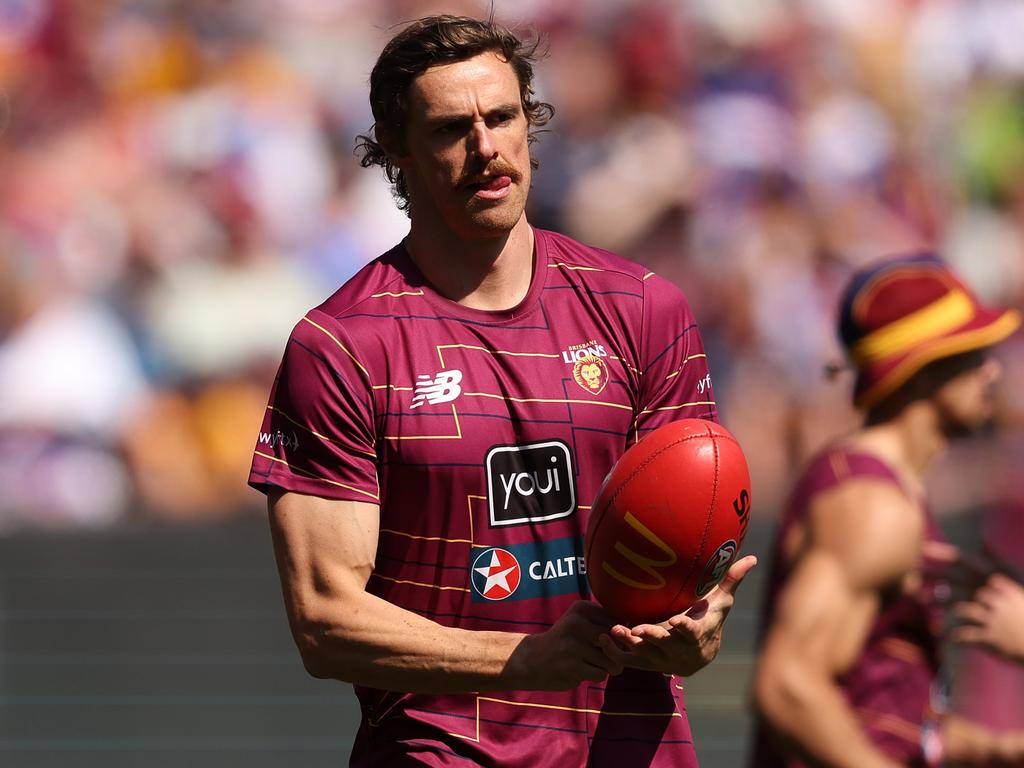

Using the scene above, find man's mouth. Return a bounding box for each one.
[467,175,513,199]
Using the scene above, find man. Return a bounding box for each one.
[249,15,755,767]
[751,253,1024,767]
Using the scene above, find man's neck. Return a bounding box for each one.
[405,216,535,312]
[853,404,947,491]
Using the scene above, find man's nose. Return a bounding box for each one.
[981,356,1003,385]
[469,123,498,162]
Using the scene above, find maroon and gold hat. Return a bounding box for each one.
[838,253,1021,409]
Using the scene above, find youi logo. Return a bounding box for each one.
[485,440,576,527]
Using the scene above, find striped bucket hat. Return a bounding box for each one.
[838,253,1021,409]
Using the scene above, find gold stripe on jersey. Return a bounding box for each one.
[383,404,463,441]
[373,573,471,593]
[379,528,473,544]
[462,391,634,410]
[877,637,925,665]
[854,708,921,744]
[638,400,716,415]
[664,353,708,380]
[466,494,484,547]
[267,406,378,458]
[449,695,683,743]
[302,315,371,381]
[438,343,561,360]
[452,696,684,745]
[547,262,605,272]
[254,451,380,502]
[370,290,425,299]
[829,452,851,481]
[610,355,642,375]
[371,384,414,391]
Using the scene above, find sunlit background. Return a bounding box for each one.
[2,0,1024,765]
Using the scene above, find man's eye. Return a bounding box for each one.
[439,122,465,134]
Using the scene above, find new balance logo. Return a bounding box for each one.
[411,369,463,409]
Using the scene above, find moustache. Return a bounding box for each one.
[460,161,521,187]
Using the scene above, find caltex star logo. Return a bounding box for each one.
[471,548,521,601]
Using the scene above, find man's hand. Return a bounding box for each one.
[597,555,757,676]
[953,573,1024,665]
[505,601,624,691]
[942,713,1024,767]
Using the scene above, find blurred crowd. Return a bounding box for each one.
[2,0,1024,528]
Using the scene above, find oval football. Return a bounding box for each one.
[585,418,751,624]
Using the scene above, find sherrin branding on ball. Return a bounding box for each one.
[585,418,752,624]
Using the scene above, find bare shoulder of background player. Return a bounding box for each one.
[806,478,925,591]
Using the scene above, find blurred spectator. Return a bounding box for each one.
[0,0,1021,529]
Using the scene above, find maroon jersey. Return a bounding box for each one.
[749,449,947,768]
[249,228,717,767]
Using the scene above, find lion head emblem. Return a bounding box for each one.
[572,355,609,395]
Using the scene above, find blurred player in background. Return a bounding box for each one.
[249,14,754,767]
[751,253,1024,767]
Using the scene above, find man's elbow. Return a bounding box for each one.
[752,656,813,730]
[298,644,334,679]
[290,622,352,681]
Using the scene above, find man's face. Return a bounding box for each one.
[393,52,532,238]
[934,354,1003,436]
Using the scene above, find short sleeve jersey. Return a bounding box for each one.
[249,228,717,768]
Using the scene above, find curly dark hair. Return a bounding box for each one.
[354,15,553,214]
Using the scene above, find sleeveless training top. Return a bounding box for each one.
[749,448,947,768]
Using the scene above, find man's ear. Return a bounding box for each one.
[376,124,410,168]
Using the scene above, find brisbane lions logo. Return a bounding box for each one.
[572,355,609,395]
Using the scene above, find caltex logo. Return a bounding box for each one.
[471,548,522,600]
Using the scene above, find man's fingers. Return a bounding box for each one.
[585,641,624,675]
[951,625,987,647]
[988,572,1017,593]
[630,623,672,641]
[713,555,758,599]
[953,601,989,625]
[609,625,643,649]
[667,612,700,636]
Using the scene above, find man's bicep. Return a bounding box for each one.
[764,550,879,676]
[268,489,380,612]
[809,480,925,592]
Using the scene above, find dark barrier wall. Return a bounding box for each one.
[0,515,983,768]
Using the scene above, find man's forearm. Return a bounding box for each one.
[294,587,530,692]
[943,714,1024,766]
[756,666,902,768]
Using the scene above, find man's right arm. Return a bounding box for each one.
[267,488,623,693]
[752,480,923,768]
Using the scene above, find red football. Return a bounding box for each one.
[585,418,752,624]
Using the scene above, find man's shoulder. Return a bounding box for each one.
[538,229,691,306]
[539,229,649,282]
[313,244,414,321]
